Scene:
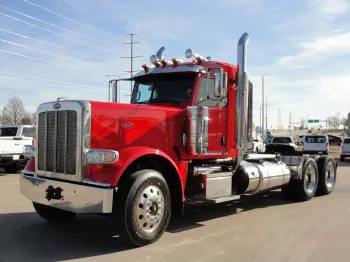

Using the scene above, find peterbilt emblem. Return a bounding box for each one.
[53,103,61,109]
[121,122,134,129]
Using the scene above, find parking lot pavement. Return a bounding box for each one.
[1,161,350,262]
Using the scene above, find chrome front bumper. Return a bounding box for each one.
[20,173,114,214]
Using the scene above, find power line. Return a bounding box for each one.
[121,33,143,93]
[0,12,114,53]
[0,74,106,92]
[0,28,105,60]
[23,0,125,41]
[0,38,95,66]
[0,49,106,75]
[63,0,100,17]
[0,5,118,48]
[0,71,105,91]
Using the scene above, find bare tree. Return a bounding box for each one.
[4,97,25,125]
[20,112,32,125]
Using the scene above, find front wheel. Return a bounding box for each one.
[33,202,76,223]
[115,169,171,247]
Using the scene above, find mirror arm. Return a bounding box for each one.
[207,70,211,100]
[220,69,224,98]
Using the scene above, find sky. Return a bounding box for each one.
[0,0,350,129]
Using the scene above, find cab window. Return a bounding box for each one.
[197,77,218,107]
[22,127,36,138]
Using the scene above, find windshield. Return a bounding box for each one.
[305,136,327,143]
[0,127,18,137]
[273,137,292,143]
[130,73,196,104]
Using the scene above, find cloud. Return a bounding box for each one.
[312,0,350,16]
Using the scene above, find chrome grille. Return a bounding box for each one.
[37,110,77,175]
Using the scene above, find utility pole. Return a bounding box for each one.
[121,33,143,94]
[265,96,268,131]
[278,108,281,130]
[289,112,292,136]
[262,75,266,138]
[260,106,262,133]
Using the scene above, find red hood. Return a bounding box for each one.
[89,101,182,156]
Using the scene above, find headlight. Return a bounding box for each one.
[86,149,119,165]
[24,145,35,159]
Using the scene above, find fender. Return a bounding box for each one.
[112,146,185,197]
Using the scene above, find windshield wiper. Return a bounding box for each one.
[150,99,180,105]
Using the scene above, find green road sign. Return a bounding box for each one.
[308,119,319,123]
[308,120,313,123]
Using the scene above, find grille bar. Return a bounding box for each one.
[38,110,77,175]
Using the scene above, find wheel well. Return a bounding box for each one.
[118,154,184,215]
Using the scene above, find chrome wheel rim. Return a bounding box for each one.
[326,162,336,188]
[304,165,317,193]
[135,185,164,233]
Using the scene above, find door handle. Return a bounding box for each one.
[15,143,19,145]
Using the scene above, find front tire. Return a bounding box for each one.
[33,202,76,223]
[4,165,19,173]
[316,156,336,195]
[115,169,171,247]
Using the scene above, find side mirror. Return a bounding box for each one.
[214,69,226,98]
[109,80,119,102]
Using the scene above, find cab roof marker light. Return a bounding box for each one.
[142,64,150,73]
[160,59,173,66]
[171,58,183,67]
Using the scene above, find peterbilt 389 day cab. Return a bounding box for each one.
[20,32,337,247]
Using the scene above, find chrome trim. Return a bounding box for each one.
[236,32,250,161]
[21,170,35,176]
[186,106,209,155]
[35,100,91,182]
[82,180,111,188]
[132,65,205,78]
[20,174,113,214]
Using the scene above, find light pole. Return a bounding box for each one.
[262,75,266,138]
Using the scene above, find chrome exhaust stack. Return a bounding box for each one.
[236,32,250,162]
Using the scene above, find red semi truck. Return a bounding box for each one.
[20,32,337,247]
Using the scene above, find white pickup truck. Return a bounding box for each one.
[0,125,36,173]
[247,135,265,153]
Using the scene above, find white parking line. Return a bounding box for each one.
[0,182,19,186]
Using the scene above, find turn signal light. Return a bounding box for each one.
[86,150,119,165]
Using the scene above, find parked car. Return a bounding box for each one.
[340,137,350,161]
[271,136,298,150]
[265,136,298,154]
[327,134,342,146]
[303,134,329,155]
[0,125,36,173]
[247,135,265,153]
[296,135,304,145]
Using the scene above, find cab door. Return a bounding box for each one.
[196,74,227,155]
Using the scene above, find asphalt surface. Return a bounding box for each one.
[1,155,349,262]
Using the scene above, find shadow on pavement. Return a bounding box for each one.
[0,190,293,261]
[168,190,293,233]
